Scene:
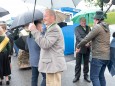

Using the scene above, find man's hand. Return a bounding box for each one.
[85,42,91,47]
[76,48,80,53]
[85,43,90,47]
[28,23,36,31]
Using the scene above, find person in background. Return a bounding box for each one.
[0,26,11,85]
[0,21,12,81]
[14,24,30,69]
[73,17,91,83]
[26,20,46,86]
[76,11,110,86]
[108,32,115,76]
[13,28,19,57]
[29,9,67,86]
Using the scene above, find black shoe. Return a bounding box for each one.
[6,81,10,85]
[73,77,79,83]
[0,81,2,85]
[8,76,11,80]
[84,77,91,83]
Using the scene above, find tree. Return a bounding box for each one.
[84,0,108,11]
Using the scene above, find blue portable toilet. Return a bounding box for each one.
[60,7,81,16]
[62,23,78,55]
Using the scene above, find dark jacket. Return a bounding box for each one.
[77,22,110,60]
[75,25,91,54]
[108,38,115,76]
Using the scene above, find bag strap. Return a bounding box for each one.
[0,36,9,52]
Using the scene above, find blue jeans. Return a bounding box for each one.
[31,67,46,86]
[90,58,109,86]
[13,43,19,56]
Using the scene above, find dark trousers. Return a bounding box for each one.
[31,67,46,86]
[0,52,11,79]
[75,52,90,78]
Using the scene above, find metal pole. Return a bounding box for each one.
[98,3,112,23]
[30,0,37,38]
[32,0,37,22]
[51,0,53,9]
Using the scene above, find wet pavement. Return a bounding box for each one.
[3,54,115,86]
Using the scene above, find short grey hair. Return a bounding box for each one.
[45,9,56,19]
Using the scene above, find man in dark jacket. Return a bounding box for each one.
[108,32,115,76]
[76,11,110,86]
[73,17,91,83]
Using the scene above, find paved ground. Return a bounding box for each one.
[1,24,115,86]
[4,54,115,86]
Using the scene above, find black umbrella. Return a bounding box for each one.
[10,9,43,29]
[0,7,9,17]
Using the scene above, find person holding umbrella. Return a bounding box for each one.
[26,20,46,86]
[29,9,67,86]
[76,11,110,86]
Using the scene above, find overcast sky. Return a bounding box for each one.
[0,0,28,16]
[0,0,114,21]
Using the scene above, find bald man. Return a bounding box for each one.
[29,9,67,86]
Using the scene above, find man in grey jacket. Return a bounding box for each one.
[29,9,67,86]
[76,11,110,86]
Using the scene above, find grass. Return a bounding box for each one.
[88,12,115,27]
[105,12,115,25]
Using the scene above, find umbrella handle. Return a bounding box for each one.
[32,0,37,22]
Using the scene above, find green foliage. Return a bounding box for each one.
[88,12,115,26]
[105,12,115,24]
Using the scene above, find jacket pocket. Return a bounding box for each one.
[41,58,52,64]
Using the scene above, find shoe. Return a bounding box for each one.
[8,76,11,80]
[73,77,79,83]
[0,81,2,85]
[6,81,10,85]
[84,77,91,83]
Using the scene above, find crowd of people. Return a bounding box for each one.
[0,9,114,86]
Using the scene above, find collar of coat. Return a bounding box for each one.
[47,23,56,32]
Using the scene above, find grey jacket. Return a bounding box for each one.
[31,23,67,73]
[75,25,90,54]
[77,22,110,60]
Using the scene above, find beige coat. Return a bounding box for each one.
[31,23,67,73]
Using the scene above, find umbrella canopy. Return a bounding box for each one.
[22,0,81,8]
[0,7,9,17]
[10,9,43,29]
[71,10,97,25]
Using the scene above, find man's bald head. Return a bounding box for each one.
[43,9,56,26]
[45,9,56,20]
